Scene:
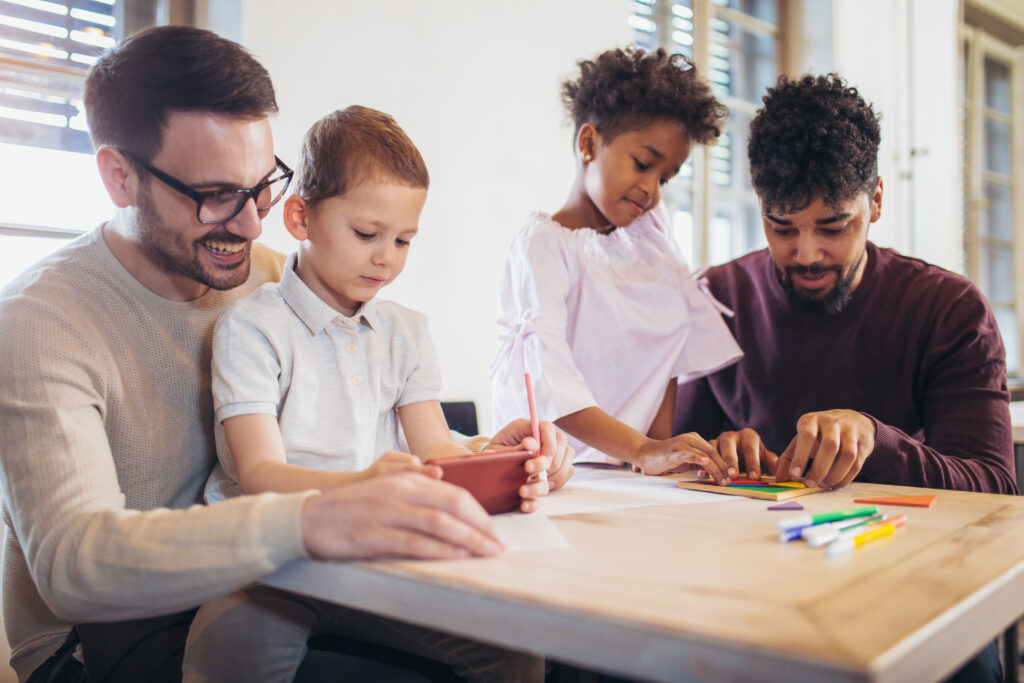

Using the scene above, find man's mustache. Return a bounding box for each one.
[785,263,842,277]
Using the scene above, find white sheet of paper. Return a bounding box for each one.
[491,512,571,552]
[538,464,733,517]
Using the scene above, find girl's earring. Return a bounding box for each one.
[583,153,593,162]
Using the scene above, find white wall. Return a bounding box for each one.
[833,0,963,272]
[237,1,971,430]
[241,1,632,433]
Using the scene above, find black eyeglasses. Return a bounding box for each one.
[121,150,293,224]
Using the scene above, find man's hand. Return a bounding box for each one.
[488,419,575,511]
[710,428,779,480]
[775,410,876,489]
[634,432,735,481]
[300,472,504,561]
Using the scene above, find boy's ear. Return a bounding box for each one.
[283,194,311,240]
[95,146,137,208]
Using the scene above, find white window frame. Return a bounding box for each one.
[632,0,801,268]
[961,26,1024,372]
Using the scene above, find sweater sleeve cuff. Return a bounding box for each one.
[261,490,317,565]
[858,413,900,479]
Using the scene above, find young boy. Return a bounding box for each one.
[184,106,549,681]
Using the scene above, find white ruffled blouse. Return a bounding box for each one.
[490,206,742,464]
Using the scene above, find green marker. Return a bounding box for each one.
[775,505,879,532]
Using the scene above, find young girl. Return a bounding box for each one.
[492,47,742,481]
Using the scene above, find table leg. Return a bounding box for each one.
[1004,620,1019,683]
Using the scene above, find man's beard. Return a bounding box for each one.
[135,182,251,291]
[778,252,864,315]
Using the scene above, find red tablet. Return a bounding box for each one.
[431,449,533,514]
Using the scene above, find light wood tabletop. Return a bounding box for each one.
[263,467,1024,683]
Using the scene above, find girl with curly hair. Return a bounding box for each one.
[492,47,742,479]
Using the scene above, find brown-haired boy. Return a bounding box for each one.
[183,106,548,680]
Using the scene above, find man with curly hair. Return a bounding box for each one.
[674,73,1016,496]
[674,75,1011,681]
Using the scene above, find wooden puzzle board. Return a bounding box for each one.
[669,475,824,501]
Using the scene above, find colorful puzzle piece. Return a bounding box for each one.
[767,501,804,511]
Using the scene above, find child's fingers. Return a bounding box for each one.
[676,449,725,482]
[520,478,550,500]
[379,451,423,465]
[518,498,538,513]
[524,455,552,474]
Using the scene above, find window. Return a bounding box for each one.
[0,0,120,287]
[961,23,1024,373]
[631,0,783,267]
[0,0,116,152]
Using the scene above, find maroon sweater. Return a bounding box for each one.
[674,243,1017,494]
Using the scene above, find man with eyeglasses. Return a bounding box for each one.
[0,25,565,682]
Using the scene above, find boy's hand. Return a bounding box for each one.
[363,451,440,480]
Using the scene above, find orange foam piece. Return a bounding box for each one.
[853,495,937,508]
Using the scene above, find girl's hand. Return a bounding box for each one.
[488,418,576,496]
[517,450,553,513]
[363,451,441,480]
[633,433,736,482]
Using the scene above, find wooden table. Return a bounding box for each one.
[263,470,1024,682]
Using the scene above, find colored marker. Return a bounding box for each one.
[779,526,812,543]
[780,513,885,543]
[775,505,879,532]
[833,514,906,542]
[524,373,546,483]
[801,513,886,547]
[825,516,907,557]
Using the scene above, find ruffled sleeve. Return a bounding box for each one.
[491,215,596,426]
[646,207,743,382]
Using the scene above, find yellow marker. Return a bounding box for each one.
[825,517,906,557]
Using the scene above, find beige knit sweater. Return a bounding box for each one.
[0,227,311,680]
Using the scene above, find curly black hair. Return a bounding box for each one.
[748,73,880,214]
[562,47,727,145]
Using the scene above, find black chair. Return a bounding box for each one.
[440,401,479,437]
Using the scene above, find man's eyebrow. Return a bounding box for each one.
[816,212,851,224]
[195,162,278,191]
[764,212,852,226]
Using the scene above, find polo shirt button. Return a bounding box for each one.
[346,343,356,353]
[352,375,362,385]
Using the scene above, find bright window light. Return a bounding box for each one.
[0,0,68,16]
[0,13,68,38]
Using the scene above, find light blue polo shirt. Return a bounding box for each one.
[205,253,441,501]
